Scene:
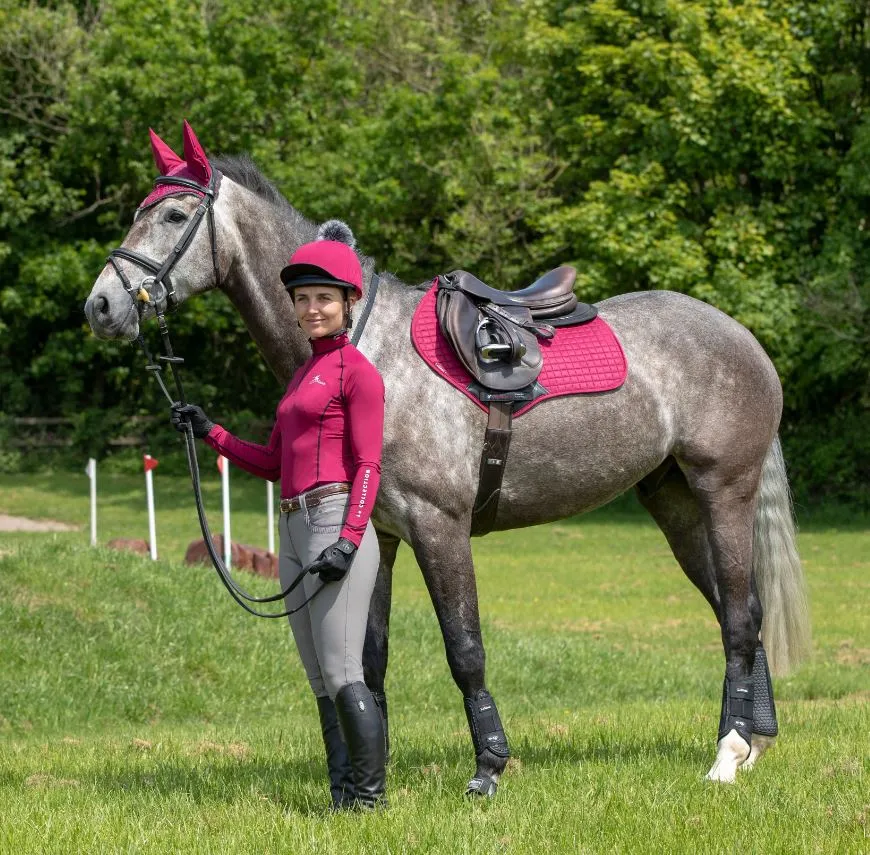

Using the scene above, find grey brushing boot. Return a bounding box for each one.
[334,682,387,809]
[316,695,355,809]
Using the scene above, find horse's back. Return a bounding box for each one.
[598,289,781,408]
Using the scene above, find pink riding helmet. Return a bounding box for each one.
[280,220,363,299]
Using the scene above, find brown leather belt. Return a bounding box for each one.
[280,482,351,514]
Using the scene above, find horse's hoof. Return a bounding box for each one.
[705,729,751,783]
[465,775,498,798]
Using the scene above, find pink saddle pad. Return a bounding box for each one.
[410,282,627,417]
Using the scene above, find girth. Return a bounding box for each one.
[471,401,513,536]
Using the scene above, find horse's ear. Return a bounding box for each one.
[182,120,211,184]
[149,128,184,175]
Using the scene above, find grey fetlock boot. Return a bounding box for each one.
[316,695,355,809]
[334,682,387,809]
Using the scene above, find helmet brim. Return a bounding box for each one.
[280,262,354,289]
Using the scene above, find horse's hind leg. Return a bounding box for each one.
[679,461,770,782]
[637,463,777,776]
[408,514,510,797]
[637,462,719,613]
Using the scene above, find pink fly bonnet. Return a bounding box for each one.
[139,120,218,210]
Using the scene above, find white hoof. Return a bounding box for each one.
[705,729,751,783]
[741,734,776,771]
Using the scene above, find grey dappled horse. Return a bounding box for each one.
[85,152,810,791]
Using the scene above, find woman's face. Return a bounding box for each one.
[292,285,357,339]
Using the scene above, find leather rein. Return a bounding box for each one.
[106,171,378,619]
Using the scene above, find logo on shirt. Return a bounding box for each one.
[355,468,371,518]
[309,374,326,386]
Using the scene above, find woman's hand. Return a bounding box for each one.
[307,538,357,583]
[170,402,215,439]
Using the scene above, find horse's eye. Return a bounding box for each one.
[167,209,187,224]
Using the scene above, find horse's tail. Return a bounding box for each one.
[753,435,811,676]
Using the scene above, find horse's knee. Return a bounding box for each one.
[444,629,485,693]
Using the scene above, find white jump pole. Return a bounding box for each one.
[219,456,231,568]
[267,479,275,555]
[85,458,97,546]
[143,454,158,561]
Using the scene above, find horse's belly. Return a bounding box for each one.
[491,388,670,529]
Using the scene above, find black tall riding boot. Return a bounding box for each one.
[316,695,355,809]
[334,682,387,809]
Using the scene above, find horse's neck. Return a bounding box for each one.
[353,273,429,375]
[217,181,426,388]
[218,183,312,385]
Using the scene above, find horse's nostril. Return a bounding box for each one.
[96,295,109,315]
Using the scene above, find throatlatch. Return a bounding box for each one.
[751,643,778,738]
[464,690,510,759]
[718,677,754,748]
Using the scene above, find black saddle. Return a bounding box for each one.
[436,267,597,395]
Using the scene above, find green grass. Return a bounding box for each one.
[0,472,868,853]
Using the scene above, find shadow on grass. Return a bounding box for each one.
[393,734,713,785]
[507,734,712,769]
[3,733,713,813]
[1,755,340,818]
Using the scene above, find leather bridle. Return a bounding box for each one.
[107,172,223,316]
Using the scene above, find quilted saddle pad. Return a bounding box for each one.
[410,282,627,417]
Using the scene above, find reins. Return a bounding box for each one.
[108,171,384,619]
[132,324,321,619]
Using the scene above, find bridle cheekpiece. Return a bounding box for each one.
[107,169,223,317]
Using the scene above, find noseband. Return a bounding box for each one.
[107,171,222,315]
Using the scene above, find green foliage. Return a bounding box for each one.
[0,0,867,504]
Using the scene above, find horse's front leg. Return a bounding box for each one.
[409,514,510,797]
[362,530,401,759]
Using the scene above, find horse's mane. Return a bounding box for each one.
[211,153,426,289]
[211,153,297,214]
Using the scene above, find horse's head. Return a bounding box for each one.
[85,121,227,340]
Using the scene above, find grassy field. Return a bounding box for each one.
[0,470,867,854]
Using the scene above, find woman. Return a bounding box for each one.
[170,220,386,810]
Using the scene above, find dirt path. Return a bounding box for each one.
[0,514,79,532]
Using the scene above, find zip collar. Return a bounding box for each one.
[310,331,349,355]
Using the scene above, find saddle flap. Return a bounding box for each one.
[436,287,543,392]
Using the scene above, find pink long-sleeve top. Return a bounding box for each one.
[204,332,385,547]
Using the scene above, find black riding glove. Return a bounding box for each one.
[307,538,357,583]
[170,402,215,439]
